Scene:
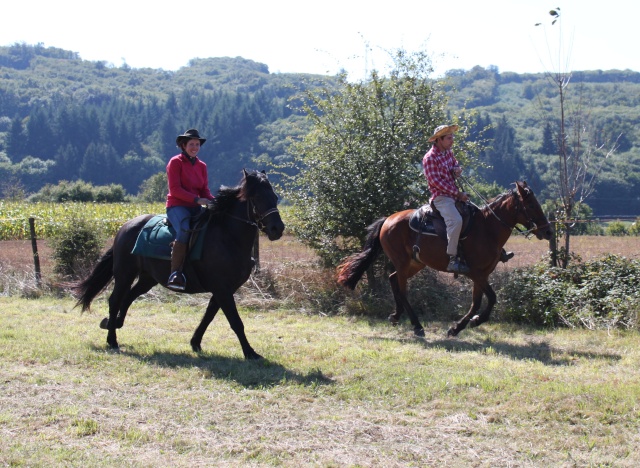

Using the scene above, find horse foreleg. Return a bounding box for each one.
[447,281,484,337]
[218,294,262,360]
[469,282,496,329]
[388,271,425,337]
[191,295,220,352]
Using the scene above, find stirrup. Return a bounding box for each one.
[167,271,186,291]
[447,257,470,275]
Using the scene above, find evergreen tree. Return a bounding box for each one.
[5,115,26,161]
[539,122,557,155]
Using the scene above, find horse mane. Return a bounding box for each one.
[206,185,242,217]
[482,188,515,214]
[204,170,264,217]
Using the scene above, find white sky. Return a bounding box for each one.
[2,0,637,79]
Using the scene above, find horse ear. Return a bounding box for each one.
[261,170,266,175]
[243,168,248,178]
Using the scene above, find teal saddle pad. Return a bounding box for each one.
[131,215,206,261]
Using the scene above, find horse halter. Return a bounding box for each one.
[248,198,280,231]
[226,195,280,233]
[509,188,549,237]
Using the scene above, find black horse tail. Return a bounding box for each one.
[336,217,386,290]
[72,247,115,312]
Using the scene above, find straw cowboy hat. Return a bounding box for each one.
[428,124,459,142]
[176,128,206,146]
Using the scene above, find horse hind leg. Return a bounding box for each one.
[100,273,157,348]
[388,271,425,337]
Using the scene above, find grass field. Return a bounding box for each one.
[1,235,640,466]
[1,296,640,467]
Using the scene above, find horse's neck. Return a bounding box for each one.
[227,201,258,244]
[481,197,518,244]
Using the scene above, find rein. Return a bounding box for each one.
[458,175,543,238]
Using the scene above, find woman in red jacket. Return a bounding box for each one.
[165,129,215,291]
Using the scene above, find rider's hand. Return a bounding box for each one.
[457,192,469,202]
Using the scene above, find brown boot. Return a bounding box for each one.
[167,241,188,291]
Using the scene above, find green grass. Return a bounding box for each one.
[2,296,640,466]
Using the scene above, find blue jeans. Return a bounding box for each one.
[166,205,203,244]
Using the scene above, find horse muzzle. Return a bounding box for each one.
[533,223,553,240]
[260,209,285,240]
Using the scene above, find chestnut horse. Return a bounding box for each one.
[337,181,552,337]
[72,170,284,359]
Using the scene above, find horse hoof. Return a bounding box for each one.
[246,352,264,360]
[388,315,399,326]
[414,328,425,337]
[191,342,202,353]
[469,315,480,328]
[447,327,458,337]
[99,318,109,329]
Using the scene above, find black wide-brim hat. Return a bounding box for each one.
[176,128,206,146]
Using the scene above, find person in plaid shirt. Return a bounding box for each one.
[422,124,470,274]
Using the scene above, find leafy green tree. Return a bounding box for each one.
[284,49,477,266]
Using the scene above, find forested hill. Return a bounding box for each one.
[0,43,329,193]
[1,43,639,215]
[444,65,640,215]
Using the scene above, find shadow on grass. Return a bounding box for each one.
[366,321,622,366]
[90,345,334,389]
[422,337,622,366]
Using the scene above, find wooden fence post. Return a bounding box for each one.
[548,212,557,268]
[29,217,42,287]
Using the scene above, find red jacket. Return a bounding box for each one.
[165,153,214,208]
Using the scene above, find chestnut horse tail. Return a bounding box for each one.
[72,247,115,312]
[336,217,386,290]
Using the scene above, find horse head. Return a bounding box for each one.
[242,169,285,241]
[514,181,552,240]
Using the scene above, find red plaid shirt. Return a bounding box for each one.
[422,145,460,202]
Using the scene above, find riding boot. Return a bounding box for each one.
[167,241,188,291]
[500,249,514,263]
[447,255,470,274]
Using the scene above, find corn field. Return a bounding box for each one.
[0,201,165,240]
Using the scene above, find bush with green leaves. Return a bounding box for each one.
[28,180,128,203]
[628,219,640,236]
[50,217,104,279]
[497,254,640,329]
[606,220,628,236]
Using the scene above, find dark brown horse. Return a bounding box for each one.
[337,181,552,337]
[72,169,284,359]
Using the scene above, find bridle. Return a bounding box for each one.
[500,188,550,238]
[226,196,280,232]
